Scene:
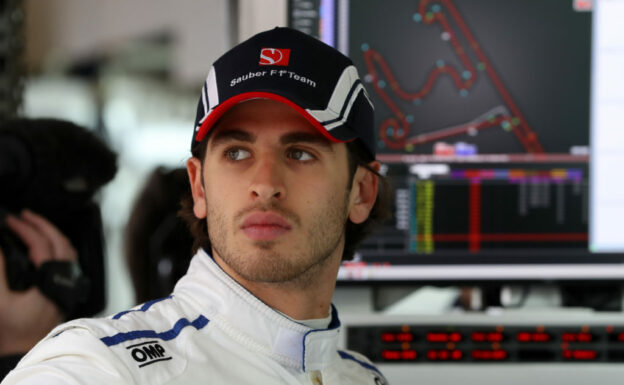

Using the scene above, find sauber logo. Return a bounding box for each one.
[127,340,172,368]
[259,48,291,66]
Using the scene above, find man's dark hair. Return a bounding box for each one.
[125,167,194,304]
[179,137,391,261]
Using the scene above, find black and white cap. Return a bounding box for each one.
[192,27,375,158]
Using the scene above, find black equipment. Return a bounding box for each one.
[0,118,117,318]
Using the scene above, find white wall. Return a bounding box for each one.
[25,0,232,86]
[238,0,288,43]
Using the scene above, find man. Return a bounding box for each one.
[3,27,389,384]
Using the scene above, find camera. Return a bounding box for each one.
[0,118,117,318]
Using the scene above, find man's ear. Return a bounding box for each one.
[348,161,380,224]
[186,157,207,219]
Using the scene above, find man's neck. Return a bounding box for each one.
[212,250,342,321]
[244,276,338,320]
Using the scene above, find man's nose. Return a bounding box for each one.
[248,155,285,201]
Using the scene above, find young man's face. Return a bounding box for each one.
[187,99,365,285]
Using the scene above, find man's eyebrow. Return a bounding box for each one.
[209,129,256,149]
[280,132,334,151]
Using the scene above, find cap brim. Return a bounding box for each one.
[193,91,351,146]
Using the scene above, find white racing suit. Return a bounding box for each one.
[2,249,387,385]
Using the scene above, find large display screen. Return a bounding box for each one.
[289,0,624,282]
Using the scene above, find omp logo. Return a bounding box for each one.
[259,48,291,66]
[126,340,172,368]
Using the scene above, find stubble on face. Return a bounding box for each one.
[205,186,350,288]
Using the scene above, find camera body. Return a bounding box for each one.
[0,118,117,319]
[0,204,105,318]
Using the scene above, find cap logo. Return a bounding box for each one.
[259,48,291,66]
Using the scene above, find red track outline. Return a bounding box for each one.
[363,0,544,153]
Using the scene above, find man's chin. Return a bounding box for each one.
[250,239,278,250]
[240,234,293,251]
[232,254,304,283]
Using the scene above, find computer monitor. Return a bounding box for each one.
[289,0,624,283]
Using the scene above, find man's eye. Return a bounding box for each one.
[225,148,251,161]
[288,149,314,161]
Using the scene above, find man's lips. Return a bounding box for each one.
[240,212,292,241]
